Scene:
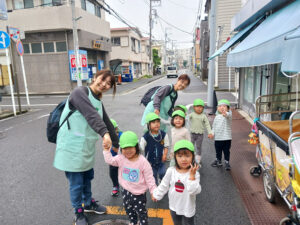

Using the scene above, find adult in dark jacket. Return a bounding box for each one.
[53,69,118,225]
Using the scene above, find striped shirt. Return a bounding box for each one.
[212,111,232,141]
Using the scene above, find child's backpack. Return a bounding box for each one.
[46,99,75,144]
[140,86,162,106]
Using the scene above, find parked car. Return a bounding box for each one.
[167,66,177,78]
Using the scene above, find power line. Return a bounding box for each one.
[167,0,198,12]
[157,16,193,35]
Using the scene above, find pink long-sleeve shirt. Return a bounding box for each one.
[103,151,157,195]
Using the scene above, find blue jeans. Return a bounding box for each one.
[65,168,94,211]
[152,163,166,185]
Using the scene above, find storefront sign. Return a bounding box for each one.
[68,50,89,81]
[93,40,101,49]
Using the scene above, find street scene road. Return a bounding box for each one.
[1,72,252,225]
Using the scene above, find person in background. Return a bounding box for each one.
[140,112,170,184]
[210,99,232,171]
[141,74,191,132]
[152,140,201,225]
[53,69,119,225]
[103,131,157,225]
[109,119,123,197]
[188,99,213,165]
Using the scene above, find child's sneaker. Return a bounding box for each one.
[111,186,119,197]
[84,198,107,214]
[225,161,231,171]
[73,208,88,225]
[211,160,222,167]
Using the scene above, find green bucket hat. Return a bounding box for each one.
[175,105,187,113]
[174,140,195,153]
[119,131,138,148]
[193,99,205,107]
[218,99,230,106]
[110,119,118,128]
[146,112,160,123]
[172,110,186,118]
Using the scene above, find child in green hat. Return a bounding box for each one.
[103,131,156,225]
[140,113,170,185]
[153,140,201,225]
[210,99,232,170]
[170,110,191,166]
[188,99,213,165]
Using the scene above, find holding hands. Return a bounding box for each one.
[102,133,112,151]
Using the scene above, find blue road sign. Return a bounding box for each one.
[16,40,24,56]
[0,31,10,49]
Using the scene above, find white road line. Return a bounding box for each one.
[0,104,58,107]
[37,114,49,119]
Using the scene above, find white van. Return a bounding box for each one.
[166,66,178,78]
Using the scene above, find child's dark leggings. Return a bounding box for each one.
[122,189,148,225]
[170,210,195,225]
[215,140,231,161]
[109,165,119,187]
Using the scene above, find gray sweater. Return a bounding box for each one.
[69,86,119,148]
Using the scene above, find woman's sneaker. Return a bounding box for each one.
[211,160,222,167]
[84,199,107,214]
[73,208,88,225]
[111,186,119,197]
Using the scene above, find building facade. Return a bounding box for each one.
[200,18,209,80]
[0,0,111,93]
[205,0,241,90]
[110,27,150,78]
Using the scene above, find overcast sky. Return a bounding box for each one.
[105,0,205,49]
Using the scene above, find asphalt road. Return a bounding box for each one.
[0,71,250,225]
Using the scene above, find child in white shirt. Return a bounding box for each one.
[152,140,201,225]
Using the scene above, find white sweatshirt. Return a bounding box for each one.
[153,167,201,217]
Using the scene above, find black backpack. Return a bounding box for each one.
[46,99,75,143]
[140,86,162,106]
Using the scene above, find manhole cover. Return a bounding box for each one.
[92,219,130,225]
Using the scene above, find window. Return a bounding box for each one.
[43,42,54,53]
[14,0,34,9]
[31,43,42,53]
[111,37,120,46]
[81,0,86,10]
[86,0,95,15]
[23,43,30,54]
[95,5,101,18]
[243,67,254,103]
[137,40,141,53]
[56,41,67,52]
[131,38,136,51]
[42,0,61,6]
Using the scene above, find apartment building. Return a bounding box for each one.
[0,0,111,93]
[110,27,150,78]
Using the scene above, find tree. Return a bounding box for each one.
[152,49,161,74]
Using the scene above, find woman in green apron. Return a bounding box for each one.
[141,74,190,132]
[53,69,119,225]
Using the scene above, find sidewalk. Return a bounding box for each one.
[223,109,289,225]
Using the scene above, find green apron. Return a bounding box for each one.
[53,88,103,172]
[141,84,177,132]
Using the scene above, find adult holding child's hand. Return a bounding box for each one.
[141,74,191,132]
[53,69,119,225]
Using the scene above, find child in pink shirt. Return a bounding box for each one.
[103,131,156,225]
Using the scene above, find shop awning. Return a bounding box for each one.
[227,0,300,72]
[208,18,261,60]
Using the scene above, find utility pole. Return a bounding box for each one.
[164,28,171,73]
[149,0,161,75]
[71,0,82,86]
[149,0,152,75]
[207,0,216,107]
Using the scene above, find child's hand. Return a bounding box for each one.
[189,163,199,180]
[151,193,157,202]
[208,134,214,139]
